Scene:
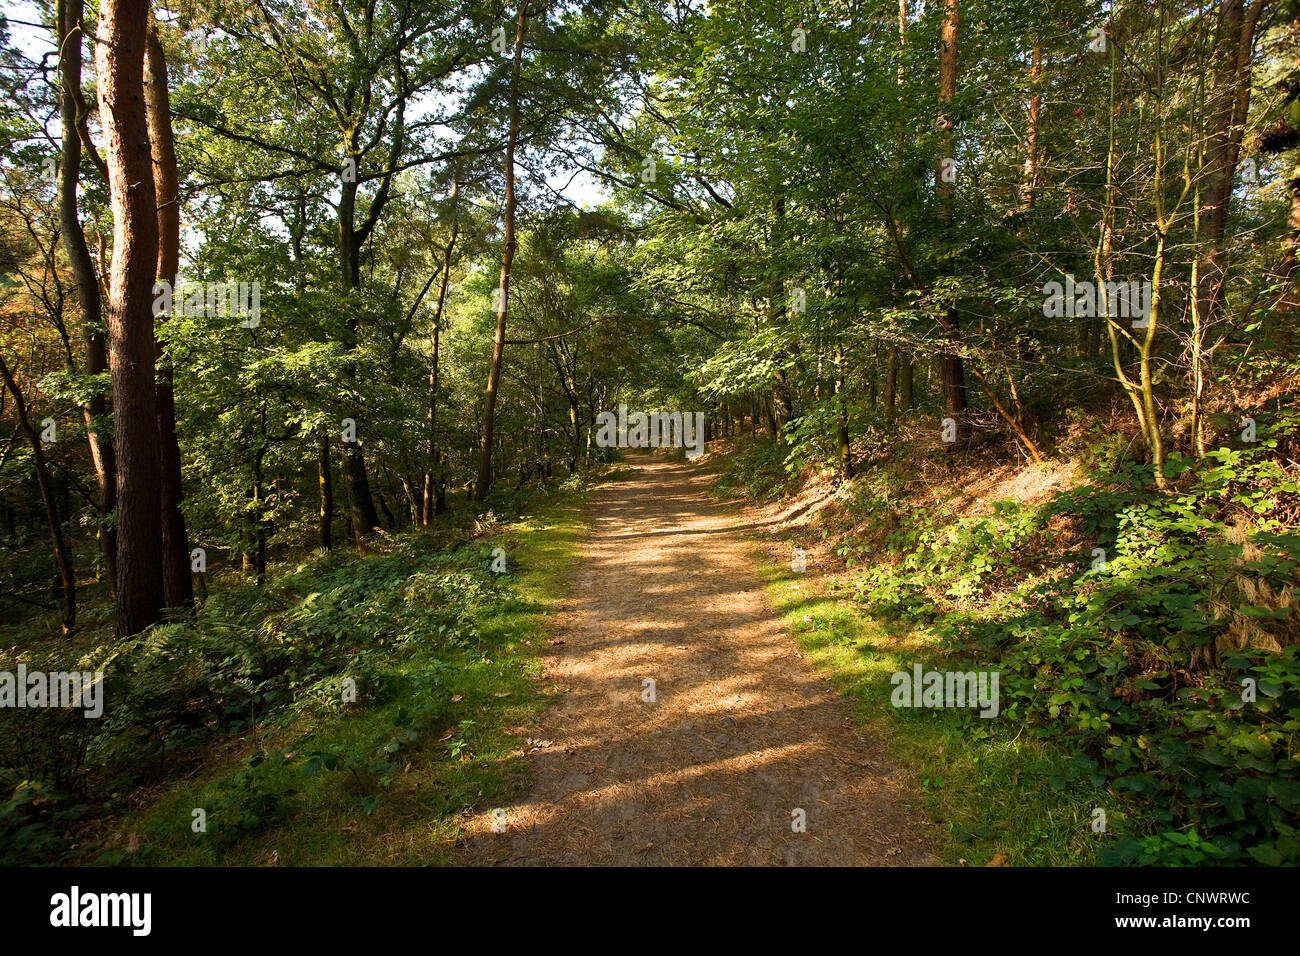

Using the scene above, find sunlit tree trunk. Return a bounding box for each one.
[144,23,193,612]
[936,0,967,447]
[1020,44,1042,210]
[476,0,529,501]
[96,0,164,636]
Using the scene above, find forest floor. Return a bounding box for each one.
[455,450,932,865]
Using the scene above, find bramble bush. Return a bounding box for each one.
[849,429,1300,864]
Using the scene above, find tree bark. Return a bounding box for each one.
[144,23,193,612]
[424,194,459,521]
[936,0,967,446]
[835,337,852,478]
[1020,43,1042,210]
[333,90,405,536]
[96,0,163,636]
[338,173,384,535]
[1195,0,1263,331]
[476,0,528,501]
[1278,162,1300,305]
[318,426,333,549]
[56,0,116,594]
[936,0,960,210]
[884,347,898,416]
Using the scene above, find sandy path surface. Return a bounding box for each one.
[457,452,932,865]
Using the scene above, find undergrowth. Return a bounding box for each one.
[722,412,1300,865]
[1,481,589,865]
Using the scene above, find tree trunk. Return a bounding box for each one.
[424,196,459,522]
[96,0,163,636]
[144,23,193,612]
[936,0,967,446]
[1195,0,1263,332]
[764,394,778,437]
[318,426,333,549]
[835,338,852,478]
[936,0,960,211]
[338,180,383,535]
[333,88,405,537]
[884,347,899,417]
[476,0,528,501]
[1191,162,1209,458]
[56,0,116,595]
[1277,161,1300,307]
[939,309,968,444]
[1020,43,1042,210]
[251,454,266,586]
[376,491,396,529]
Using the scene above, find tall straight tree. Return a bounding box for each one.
[424,181,460,521]
[144,22,192,611]
[476,0,529,501]
[935,0,967,446]
[1195,0,1265,330]
[95,0,163,635]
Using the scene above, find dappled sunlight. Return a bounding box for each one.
[457,453,931,866]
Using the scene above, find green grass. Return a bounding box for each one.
[106,497,587,866]
[753,553,1138,866]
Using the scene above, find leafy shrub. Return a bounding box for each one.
[1,528,515,862]
[849,436,1300,864]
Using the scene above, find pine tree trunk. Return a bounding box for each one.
[96,0,163,636]
[144,23,193,612]
[1195,0,1263,330]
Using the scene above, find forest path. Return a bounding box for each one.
[456,451,931,865]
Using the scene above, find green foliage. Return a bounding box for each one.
[848,437,1300,864]
[0,781,78,864]
[711,434,792,500]
[0,523,540,861]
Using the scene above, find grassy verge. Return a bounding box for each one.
[106,496,587,866]
[753,552,1132,865]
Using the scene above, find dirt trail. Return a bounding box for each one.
[458,452,931,865]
